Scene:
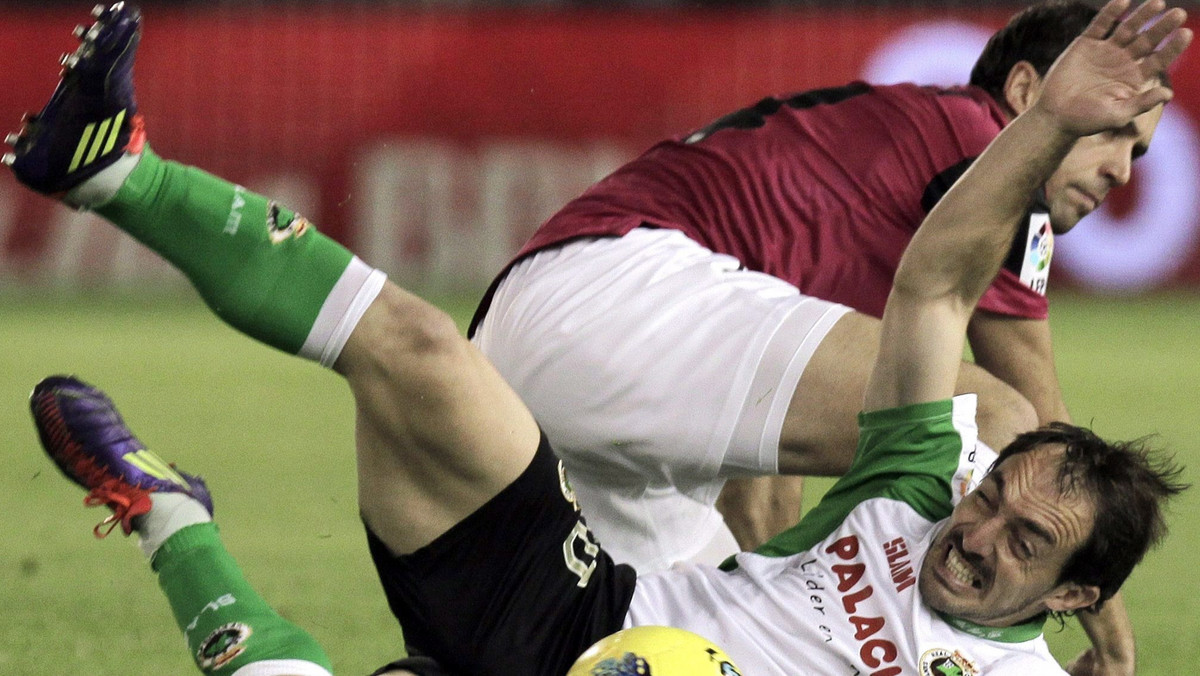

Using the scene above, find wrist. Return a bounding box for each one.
[1017,104,1081,146]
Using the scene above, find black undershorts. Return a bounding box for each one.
[365,434,637,676]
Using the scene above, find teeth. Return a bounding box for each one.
[60,53,80,69]
[4,132,19,146]
[73,24,87,39]
[92,4,105,19]
[946,547,976,587]
[2,153,15,167]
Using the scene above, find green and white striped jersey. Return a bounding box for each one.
[624,395,1066,676]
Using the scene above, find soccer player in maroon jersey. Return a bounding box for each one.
[6,0,1181,672]
[18,2,1188,674]
[467,2,1168,672]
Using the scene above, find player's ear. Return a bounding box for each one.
[1001,61,1043,117]
[1043,582,1101,614]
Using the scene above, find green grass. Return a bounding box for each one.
[0,290,1196,674]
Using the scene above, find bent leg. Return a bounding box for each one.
[473,230,848,569]
[94,148,383,365]
[335,282,541,554]
[83,146,536,553]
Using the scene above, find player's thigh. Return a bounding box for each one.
[474,228,848,481]
[338,281,541,553]
[777,311,881,475]
[779,312,1038,474]
[366,438,635,675]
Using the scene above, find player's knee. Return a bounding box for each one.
[350,284,468,381]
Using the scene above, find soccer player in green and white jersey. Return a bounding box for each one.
[623,3,1190,673]
[12,1,1191,675]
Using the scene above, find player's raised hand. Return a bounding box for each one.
[1035,0,1192,137]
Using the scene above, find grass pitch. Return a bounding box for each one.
[0,290,1195,674]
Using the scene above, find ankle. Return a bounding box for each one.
[135,491,213,560]
[64,150,143,208]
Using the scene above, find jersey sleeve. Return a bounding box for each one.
[749,395,980,560]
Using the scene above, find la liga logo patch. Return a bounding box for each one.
[1019,212,1053,295]
[918,648,979,676]
[197,622,253,670]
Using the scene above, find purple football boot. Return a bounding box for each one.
[31,375,212,538]
[3,2,146,196]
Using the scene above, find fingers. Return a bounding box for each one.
[1146,25,1194,72]
[1109,1,1191,82]
[1084,0,1133,40]
[1129,83,1174,114]
[1132,6,1188,57]
[1111,0,1168,47]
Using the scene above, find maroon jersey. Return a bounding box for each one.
[512,82,1049,320]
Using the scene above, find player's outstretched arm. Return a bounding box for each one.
[863,0,1190,412]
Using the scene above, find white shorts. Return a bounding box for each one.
[472,228,850,571]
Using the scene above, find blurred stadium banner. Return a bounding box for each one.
[2,5,1198,293]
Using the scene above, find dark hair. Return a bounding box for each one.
[993,423,1188,616]
[970,1,1100,109]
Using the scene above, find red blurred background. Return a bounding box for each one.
[2,5,1197,292]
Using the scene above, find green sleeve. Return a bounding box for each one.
[728,397,973,567]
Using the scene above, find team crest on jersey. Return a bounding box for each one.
[197,622,252,670]
[265,201,312,244]
[558,461,580,511]
[919,648,979,676]
[1020,212,1053,296]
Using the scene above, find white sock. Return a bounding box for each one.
[135,492,213,559]
[64,151,141,208]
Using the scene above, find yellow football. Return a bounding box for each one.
[567,626,743,676]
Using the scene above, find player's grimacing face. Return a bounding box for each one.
[1043,103,1164,234]
[918,446,1098,627]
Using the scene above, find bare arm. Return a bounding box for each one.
[865,0,1188,412]
[865,108,1078,411]
[968,313,1070,424]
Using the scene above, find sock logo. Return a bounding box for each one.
[225,185,247,235]
[197,622,252,671]
[122,449,190,488]
[68,109,127,172]
[265,201,312,244]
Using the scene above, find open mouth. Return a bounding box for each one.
[943,540,984,592]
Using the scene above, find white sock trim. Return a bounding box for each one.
[64,152,142,208]
[136,493,213,559]
[298,257,388,368]
[229,659,333,676]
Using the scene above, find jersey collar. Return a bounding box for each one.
[936,610,1046,643]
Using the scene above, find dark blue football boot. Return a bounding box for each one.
[3,3,146,199]
[31,375,213,538]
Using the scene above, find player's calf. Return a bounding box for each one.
[5,3,387,370]
[31,375,334,676]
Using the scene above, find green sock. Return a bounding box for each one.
[95,147,364,359]
[152,523,333,674]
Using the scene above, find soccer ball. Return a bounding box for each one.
[567,626,743,676]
